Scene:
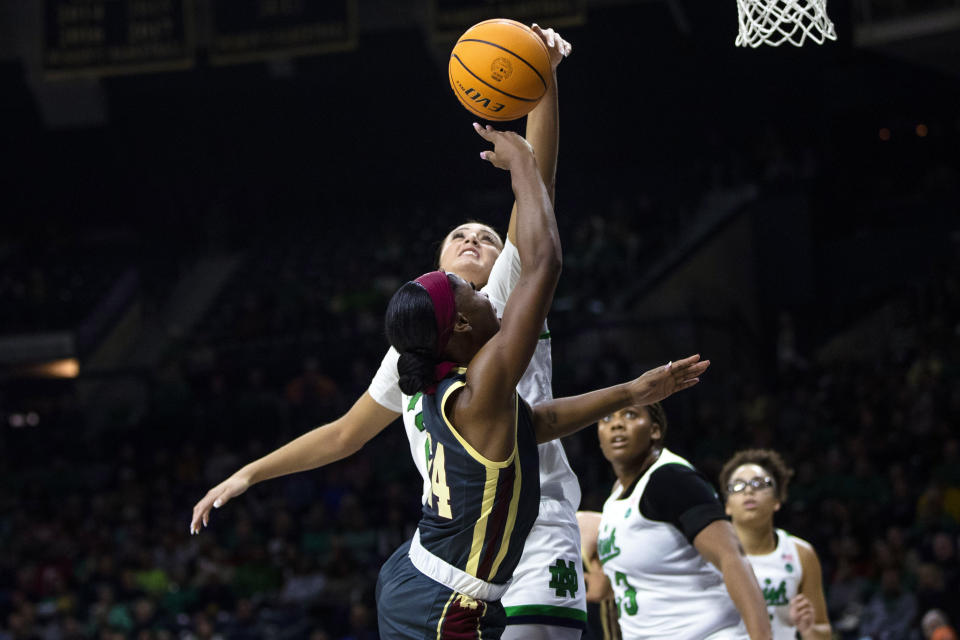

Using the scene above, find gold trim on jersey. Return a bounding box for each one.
[479,598,488,637]
[488,419,522,579]
[466,464,500,576]
[439,380,517,469]
[436,591,457,640]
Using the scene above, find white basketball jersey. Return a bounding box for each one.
[747,529,803,640]
[598,449,746,639]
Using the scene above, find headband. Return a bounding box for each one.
[413,271,457,393]
[414,271,457,355]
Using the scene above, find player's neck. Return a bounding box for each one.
[735,521,777,555]
[614,447,661,492]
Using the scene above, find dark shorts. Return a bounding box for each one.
[376,540,507,639]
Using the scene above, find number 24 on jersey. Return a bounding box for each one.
[430,442,452,519]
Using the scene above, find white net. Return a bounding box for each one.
[735,0,838,47]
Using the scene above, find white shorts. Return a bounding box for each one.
[502,499,586,633]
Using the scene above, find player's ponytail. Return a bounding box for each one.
[385,281,442,394]
[397,350,438,396]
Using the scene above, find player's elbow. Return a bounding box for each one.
[323,418,366,458]
[338,425,368,456]
[532,246,562,279]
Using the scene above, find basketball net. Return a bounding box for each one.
[735,0,837,47]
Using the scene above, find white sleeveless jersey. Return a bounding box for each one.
[368,239,581,518]
[747,529,803,639]
[598,449,746,639]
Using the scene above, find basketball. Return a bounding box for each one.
[448,19,551,121]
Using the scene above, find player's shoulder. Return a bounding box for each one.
[788,532,821,567]
[793,535,816,556]
[642,462,720,510]
[647,462,701,486]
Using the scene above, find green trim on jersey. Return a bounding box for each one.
[539,331,552,340]
[503,605,587,621]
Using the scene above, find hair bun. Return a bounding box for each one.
[397,350,436,396]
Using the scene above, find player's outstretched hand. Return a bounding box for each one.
[189,472,252,535]
[788,593,816,633]
[531,24,572,70]
[626,354,710,407]
[473,123,536,171]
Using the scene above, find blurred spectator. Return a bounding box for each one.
[859,568,918,640]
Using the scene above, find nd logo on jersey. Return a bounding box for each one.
[548,559,578,597]
[762,578,789,606]
[598,526,621,563]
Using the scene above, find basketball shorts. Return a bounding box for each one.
[376,540,507,639]
[501,499,587,632]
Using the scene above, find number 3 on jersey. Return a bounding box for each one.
[430,442,452,518]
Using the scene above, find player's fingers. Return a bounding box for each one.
[191,496,212,534]
[191,507,209,534]
[672,358,704,374]
[674,354,701,368]
[200,488,231,530]
[212,487,233,510]
[472,122,497,140]
[536,25,553,45]
[480,150,498,165]
[679,360,710,378]
[531,24,552,47]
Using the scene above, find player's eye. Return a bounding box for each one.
[625,411,636,419]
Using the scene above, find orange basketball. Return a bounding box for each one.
[448,19,551,121]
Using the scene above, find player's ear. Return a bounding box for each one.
[453,312,471,333]
[650,421,663,443]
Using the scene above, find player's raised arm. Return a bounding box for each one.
[448,124,561,460]
[484,25,570,313]
[504,25,570,244]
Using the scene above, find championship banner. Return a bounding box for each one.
[44,0,195,78]
[431,0,586,40]
[209,0,357,65]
